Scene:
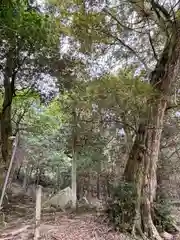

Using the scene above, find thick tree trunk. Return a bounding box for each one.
[1,104,12,165]
[0,49,15,190]
[125,99,166,239]
[123,30,180,239]
[1,48,15,166]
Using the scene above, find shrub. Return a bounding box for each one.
[106,181,137,232]
[154,198,174,233]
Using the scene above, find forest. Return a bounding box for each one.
[1,0,180,239]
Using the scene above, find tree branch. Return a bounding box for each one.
[150,0,172,35]
[103,7,134,31]
[147,31,158,61]
[129,0,172,35]
[101,28,151,74]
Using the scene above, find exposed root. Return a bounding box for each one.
[147,220,162,240]
[136,228,148,240]
[131,199,163,240]
[131,210,148,240]
[140,196,162,240]
[131,219,149,240]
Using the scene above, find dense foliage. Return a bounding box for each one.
[1,1,180,239]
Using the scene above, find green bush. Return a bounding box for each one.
[106,181,137,232]
[154,198,174,233]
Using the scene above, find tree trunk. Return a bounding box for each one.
[0,48,16,189]
[16,164,22,180]
[123,30,180,239]
[1,61,13,165]
[72,150,77,209]
[34,185,42,240]
[0,47,17,167]
[124,99,166,239]
[97,172,100,199]
[71,109,77,209]
[57,166,61,191]
[1,102,12,166]
[23,165,28,191]
[24,165,34,190]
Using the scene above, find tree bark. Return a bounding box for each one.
[16,164,22,180]
[1,48,16,167]
[97,172,100,199]
[57,165,61,191]
[0,48,17,190]
[123,29,180,239]
[23,165,29,191]
[71,109,77,209]
[72,150,77,209]
[34,185,42,240]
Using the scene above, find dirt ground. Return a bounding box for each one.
[0,211,132,240]
[1,192,180,240]
[0,185,133,240]
[0,191,132,240]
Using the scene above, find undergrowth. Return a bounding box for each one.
[154,198,174,233]
[106,182,137,232]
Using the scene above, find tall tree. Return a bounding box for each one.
[123,2,180,239]
[0,0,60,168]
[52,0,180,238]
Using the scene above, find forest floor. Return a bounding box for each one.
[0,212,132,240]
[0,194,132,240]
[1,188,180,240]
